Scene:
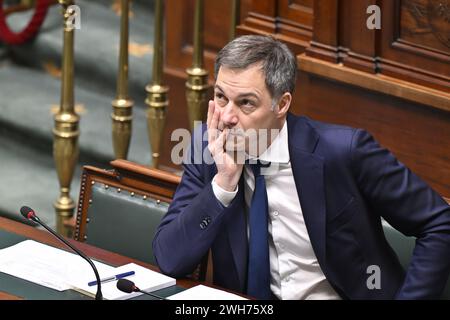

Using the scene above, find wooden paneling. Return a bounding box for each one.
[378,0,450,91]
[299,0,449,197]
[306,0,339,62]
[338,0,378,73]
[278,0,314,31]
[305,0,450,89]
[160,0,449,198]
[298,54,450,112]
[166,0,233,76]
[237,0,313,53]
[400,0,450,54]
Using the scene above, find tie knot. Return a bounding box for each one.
[248,160,271,178]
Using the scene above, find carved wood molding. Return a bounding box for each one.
[237,0,313,54]
[378,0,450,91]
[298,54,450,113]
[378,56,450,91]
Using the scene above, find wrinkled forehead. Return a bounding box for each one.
[215,64,268,96]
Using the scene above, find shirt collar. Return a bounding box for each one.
[247,121,290,164]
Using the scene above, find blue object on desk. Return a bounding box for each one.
[88,271,135,287]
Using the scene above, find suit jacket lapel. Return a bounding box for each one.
[287,114,327,270]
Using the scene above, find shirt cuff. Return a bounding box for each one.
[211,175,238,207]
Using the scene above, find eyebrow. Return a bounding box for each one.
[214,85,260,100]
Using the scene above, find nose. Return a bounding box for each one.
[220,102,238,128]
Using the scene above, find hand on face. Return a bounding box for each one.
[207,100,244,192]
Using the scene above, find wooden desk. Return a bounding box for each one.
[0,216,199,300]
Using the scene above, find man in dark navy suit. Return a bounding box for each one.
[153,35,450,299]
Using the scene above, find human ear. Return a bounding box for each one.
[274,93,291,118]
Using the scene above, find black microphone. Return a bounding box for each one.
[20,205,103,300]
[117,278,167,300]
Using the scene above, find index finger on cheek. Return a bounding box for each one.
[211,105,220,130]
[207,100,214,128]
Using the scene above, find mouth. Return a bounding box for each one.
[224,130,246,152]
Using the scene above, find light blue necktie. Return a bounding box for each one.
[247,160,271,300]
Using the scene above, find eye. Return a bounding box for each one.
[238,99,256,114]
[240,99,256,109]
[241,99,254,106]
[215,92,226,100]
[215,92,228,107]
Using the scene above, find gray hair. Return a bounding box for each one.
[214,35,297,103]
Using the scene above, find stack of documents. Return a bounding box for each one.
[73,262,176,300]
[0,240,114,292]
[0,240,175,300]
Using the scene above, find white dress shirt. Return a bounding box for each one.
[211,121,341,300]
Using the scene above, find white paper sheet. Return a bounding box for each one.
[0,240,115,291]
[73,262,176,300]
[167,285,248,300]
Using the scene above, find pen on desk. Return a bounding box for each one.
[88,271,135,287]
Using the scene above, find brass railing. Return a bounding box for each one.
[112,0,134,160]
[52,0,240,235]
[145,0,169,168]
[53,0,79,235]
[185,0,209,132]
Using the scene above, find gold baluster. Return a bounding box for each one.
[230,0,240,40]
[53,0,79,236]
[145,0,168,168]
[186,0,209,132]
[112,0,133,159]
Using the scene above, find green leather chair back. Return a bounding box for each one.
[74,161,208,282]
[74,162,180,267]
[382,220,450,299]
[83,183,169,265]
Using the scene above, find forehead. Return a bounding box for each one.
[215,64,266,93]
